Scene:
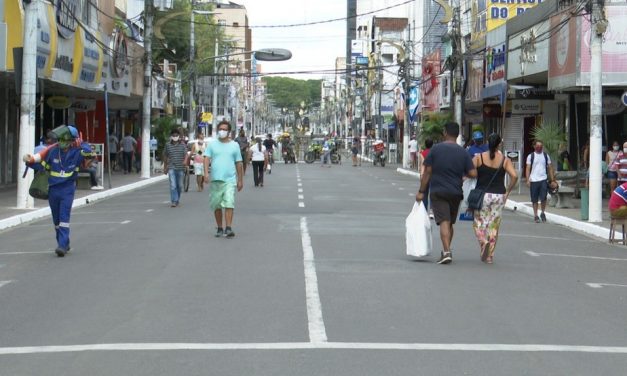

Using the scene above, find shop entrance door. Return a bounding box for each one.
[523,116,537,164]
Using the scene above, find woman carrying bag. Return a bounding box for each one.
[471,133,518,264]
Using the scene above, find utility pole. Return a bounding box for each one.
[588,0,606,222]
[16,0,38,209]
[211,40,219,136]
[452,5,463,145]
[188,0,196,139]
[401,41,411,169]
[141,0,153,179]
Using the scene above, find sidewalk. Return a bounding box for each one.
[0,168,168,231]
[397,167,621,242]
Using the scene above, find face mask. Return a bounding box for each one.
[614,145,620,151]
[218,130,229,139]
[535,146,543,153]
[171,136,179,142]
[623,148,627,153]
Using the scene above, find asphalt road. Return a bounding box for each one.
[1,160,627,375]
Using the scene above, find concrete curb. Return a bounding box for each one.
[396,168,616,241]
[0,175,168,232]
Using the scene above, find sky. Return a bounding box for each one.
[128,0,346,80]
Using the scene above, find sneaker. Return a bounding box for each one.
[540,212,546,223]
[437,251,452,265]
[91,185,104,190]
[215,228,224,237]
[171,203,176,208]
[55,248,67,257]
[534,216,541,223]
[224,227,235,238]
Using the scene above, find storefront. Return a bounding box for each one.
[481,25,507,139]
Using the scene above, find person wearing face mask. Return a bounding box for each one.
[163,129,188,207]
[203,120,244,238]
[525,140,556,223]
[606,141,622,193]
[23,125,96,257]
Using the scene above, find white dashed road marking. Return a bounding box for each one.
[586,283,627,289]
[0,251,54,256]
[300,217,327,343]
[298,189,303,193]
[0,280,14,289]
[298,195,304,200]
[299,202,305,208]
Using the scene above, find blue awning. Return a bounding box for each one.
[481,82,506,100]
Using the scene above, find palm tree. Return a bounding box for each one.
[419,111,452,145]
[530,120,566,166]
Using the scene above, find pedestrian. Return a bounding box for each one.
[108,133,119,171]
[163,129,188,207]
[234,129,250,174]
[80,157,104,190]
[416,122,477,264]
[321,136,331,167]
[471,133,518,264]
[420,138,434,212]
[409,135,418,169]
[351,138,359,166]
[121,132,137,174]
[525,140,557,223]
[193,148,205,192]
[467,130,488,157]
[609,182,627,218]
[618,142,627,186]
[606,140,622,193]
[23,125,96,257]
[249,137,267,187]
[204,120,244,238]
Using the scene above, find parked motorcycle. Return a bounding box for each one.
[304,144,322,164]
[372,141,386,167]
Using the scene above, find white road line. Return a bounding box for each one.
[586,283,627,289]
[298,195,304,200]
[391,182,396,186]
[29,221,129,227]
[0,280,13,288]
[408,193,414,196]
[120,220,131,224]
[298,189,303,193]
[298,183,302,187]
[398,187,405,191]
[145,209,154,213]
[299,202,305,208]
[503,234,598,243]
[2,342,627,355]
[0,251,52,255]
[300,217,327,343]
[525,250,627,262]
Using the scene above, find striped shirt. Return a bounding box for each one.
[164,142,187,170]
[618,155,627,182]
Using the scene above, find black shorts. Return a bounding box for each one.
[530,180,548,203]
[430,192,463,225]
[351,147,358,156]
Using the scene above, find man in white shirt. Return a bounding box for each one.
[525,140,556,223]
[408,135,418,169]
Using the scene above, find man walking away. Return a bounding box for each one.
[204,121,244,238]
[235,129,250,174]
[163,129,188,207]
[525,140,556,223]
[416,122,477,264]
[409,135,418,169]
[121,132,137,174]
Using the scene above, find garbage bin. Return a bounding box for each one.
[580,187,589,220]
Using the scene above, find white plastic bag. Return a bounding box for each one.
[459,178,477,214]
[405,202,432,258]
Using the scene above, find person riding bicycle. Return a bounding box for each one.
[263,134,278,174]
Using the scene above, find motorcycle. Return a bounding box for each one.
[372,141,386,167]
[304,144,322,164]
[282,143,296,163]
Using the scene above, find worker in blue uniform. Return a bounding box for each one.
[23,125,96,257]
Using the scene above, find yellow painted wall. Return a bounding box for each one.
[487,1,543,31]
[4,0,24,70]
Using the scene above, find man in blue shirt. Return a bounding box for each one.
[467,131,489,157]
[204,121,243,238]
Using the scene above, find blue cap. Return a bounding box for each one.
[67,126,79,138]
[472,131,484,140]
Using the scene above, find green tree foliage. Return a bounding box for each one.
[152,0,226,81]
[153,116,179,159]
[530,121,566,165]
[419,111,452,145]
[262,77,322,110]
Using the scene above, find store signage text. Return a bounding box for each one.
[54,55,73,73]
[486,44,506,83]
[56,0,80,39]
[490,0,543,19]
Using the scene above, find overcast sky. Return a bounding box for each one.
[128,0,346,80]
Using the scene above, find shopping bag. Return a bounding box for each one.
[405,202,432,258]
[459,178,477,213]
[29,170,49,200]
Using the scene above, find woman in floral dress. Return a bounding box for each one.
[471,133,518,264]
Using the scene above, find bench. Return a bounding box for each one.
[552,171,578,209]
